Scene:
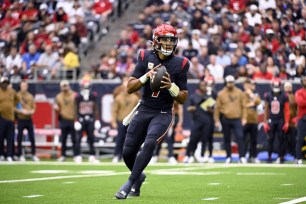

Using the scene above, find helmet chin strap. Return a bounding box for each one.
[81,89,90,101]
[273,88,280,93]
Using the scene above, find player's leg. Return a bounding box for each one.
[167,114,178,160]
[221,117,232,161]
[185,122,202,160]
[70,121,80,157]
[233,119,246,162]
[250,124,258,162]
[114,122,127,161]
[60,120,69,159]
[16,119,25,159]
[0,117,7,158]
[86,122,95,156]
[296,120,306,164]
[267,122,276,162]
[27,119,36,158]
[277,122,286,163]
[6,121,15,160]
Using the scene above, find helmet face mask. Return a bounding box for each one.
[153,24,178,56]
[271,78,281,93]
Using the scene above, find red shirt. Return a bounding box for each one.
[93,0,112,15]
[295,88,306,120]
[252,72,273,80]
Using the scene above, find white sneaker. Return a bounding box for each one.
[199,156,209,163]
[239,157,247,164]
[254,158,261,164]
[7,157,13,162]
[188,156,195,163]
[225,157,232,164]
[182,156,189,163]
[297,159,303,165]
[168,157,177,164]
[32,155,40,162]
[150,156,158,164]
[19,156,26,162]
[57,156,65,162]
[74,155,82,164]
[208,157,215,163]
[0,156,5,161]
[275,158,280,164]
[88,155,100,164]
[112,156,119,163]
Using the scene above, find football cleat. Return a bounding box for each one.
[225,157,232,164]
[168,157,177,164]
[115,181,133,199]
[128,173,146,197]
[32,155,40,162]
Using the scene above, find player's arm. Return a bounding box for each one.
[177,103,183,127]
[213,93,221,126]
[127,64,161,94]
[295,90,306,108]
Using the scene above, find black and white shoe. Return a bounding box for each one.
[115,181,132,199]
[128,173,146,197]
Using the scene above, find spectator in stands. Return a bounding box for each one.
[54,80,81,163]
[294,47,305,67]
[16,80,39,162]
[116,30,133,51]
[21,44,41,77]
[216,48,231,68]
[245,4,262,27]
[266,56,279,76]
[111,76,140,163]
[60,47,80,79]
[223,55,240,79]
[286,53,298,79]
[188,57,204,79]
[36,44,60,79]
[53,6,69,23]
[21,1,38,22]
[176,29,189,56]
[253,63,274,80]
[214,75,247,163]
[116,51,134,78]
[5,47,22,73]
[207,54,224,80]
[197,46,210,67]
[182,40,198,60]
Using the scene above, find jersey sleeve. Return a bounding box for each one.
[175,58,190,91]
[131,49,147,79]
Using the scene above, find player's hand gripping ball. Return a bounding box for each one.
[150,65,167,92]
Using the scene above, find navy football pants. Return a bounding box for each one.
[123,105,173,183]
[17,118,36,156]
[296,119,306,160]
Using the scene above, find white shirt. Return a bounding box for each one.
[207,63,224,80]
[245,12,262,27]
[5,54,22,70]
[259,0,276,11]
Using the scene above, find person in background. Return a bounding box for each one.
[184,78,215,163]
[283,82,297,160]
[263,78,290,163]
[151,101,183,164]
[111,76,140,163]
[74,79,101,163]
[214,75,247,163]
[295,76,306,165]
[243,79,261,163]
[54,80,81,163]
[16,80,39,162]
[0,77,20,162]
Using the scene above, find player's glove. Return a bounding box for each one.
[263,122,270,133]
[74,121,82,131]
[282,123,289,133]
[94,120,101,130]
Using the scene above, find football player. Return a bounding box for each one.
[114,24,190,199]
[263,78,290,163]
[74,79,101,163]
[295,76,306,165]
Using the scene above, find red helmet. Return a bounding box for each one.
[271,78,281,93]
[152,24,178,56]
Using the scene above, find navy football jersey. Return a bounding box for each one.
[264,91,288,121]
[76,92,97,119]
[132,50,190,110]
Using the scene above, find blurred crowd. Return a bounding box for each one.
[92,0,306,82]
[0,0,114,81]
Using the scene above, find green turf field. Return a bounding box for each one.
[0,162,305,204]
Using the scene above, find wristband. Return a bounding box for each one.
[139,74,149,84]
[168,83,180,97]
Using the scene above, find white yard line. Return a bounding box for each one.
[23,195,43,198]
[0,172,129,183]
[279,197,306,204]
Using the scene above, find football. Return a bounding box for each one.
[150,65,167,92]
